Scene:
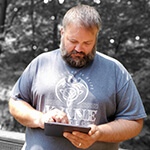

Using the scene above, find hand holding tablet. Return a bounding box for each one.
[44,122,91,137]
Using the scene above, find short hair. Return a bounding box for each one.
[62,4,102,32]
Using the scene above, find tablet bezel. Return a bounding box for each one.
[44,122,91,137]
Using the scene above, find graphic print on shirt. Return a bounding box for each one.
[55,73,98,125]
[55,74,88,107]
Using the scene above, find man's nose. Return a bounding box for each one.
[75,44,83,52]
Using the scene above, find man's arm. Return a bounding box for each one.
[9,98,44,128]
[63,119,143,149]
[9,98,69,129]
[92,118,143,143]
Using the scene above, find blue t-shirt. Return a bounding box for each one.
[11,49,146,150]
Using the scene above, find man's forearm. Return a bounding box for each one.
[97,119,143,143]
[9,98,43,128]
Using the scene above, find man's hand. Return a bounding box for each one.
[63,119,143,148]
[40,109,69,129]
[9,98,69,129]
[63,124,100,149]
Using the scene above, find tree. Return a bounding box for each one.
[0,0,7,33]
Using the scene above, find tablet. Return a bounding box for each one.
[44,122,91,137]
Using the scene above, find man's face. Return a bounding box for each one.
[60,24,98,68]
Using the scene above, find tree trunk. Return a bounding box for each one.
[0,0,7,54]
[0,0,7,33]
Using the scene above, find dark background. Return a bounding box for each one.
[0,0,150,149]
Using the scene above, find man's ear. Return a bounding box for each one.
[60,27,64,36]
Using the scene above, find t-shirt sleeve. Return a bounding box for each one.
[115,78,147,120]
[10,58,37,104]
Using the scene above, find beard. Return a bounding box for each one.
[60,41,96,68]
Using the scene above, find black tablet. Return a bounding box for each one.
[44,122,91,137]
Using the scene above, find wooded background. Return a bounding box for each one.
[0,0,150,149]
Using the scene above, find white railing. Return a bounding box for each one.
[0,130,25,150]
[0,130,129,150]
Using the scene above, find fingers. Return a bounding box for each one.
[63,125,100,149]
[63,131,92,149]
[41,109,69,127]
[88,124,101,138]
[51,109,69,123]
[88,124,97,135]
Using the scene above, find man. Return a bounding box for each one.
[9,4,146,150]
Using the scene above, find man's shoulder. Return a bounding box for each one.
[95,51,121,65]
[37,49,60,59]
[30,49,60,65]
[95,51,128,73]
